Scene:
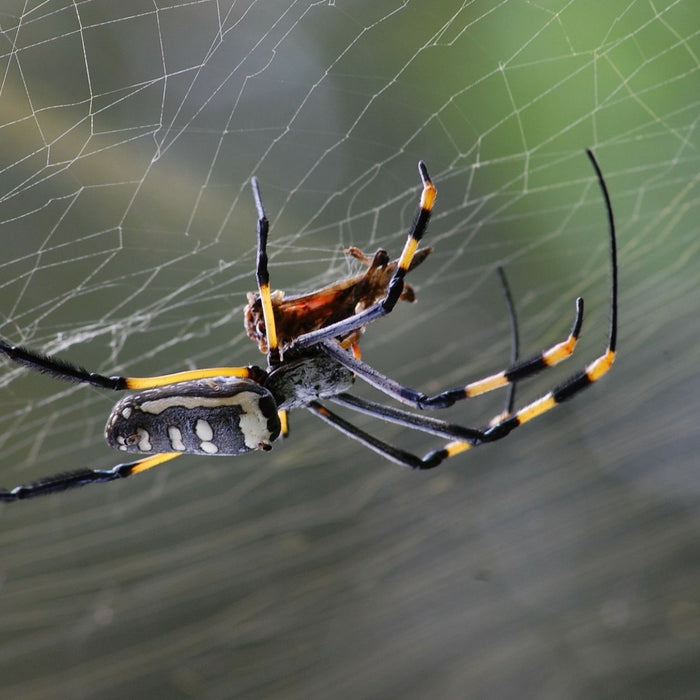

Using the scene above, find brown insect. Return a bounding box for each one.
[244,245,432,356]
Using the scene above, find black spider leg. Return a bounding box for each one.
[0,453,181,502]
[0,465,129,502]
[250,177,291,437]
[286,161,436,355]
[329,393,484,442]
[0,339,127,390]
[0,339,264,392]
[251,176,281,367]
[307,401,448,469]
[495,265,519,420]
[317,292,583,409]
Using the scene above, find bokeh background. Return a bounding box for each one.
[1,1,699,698]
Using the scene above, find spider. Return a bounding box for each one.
[0,150,617,501]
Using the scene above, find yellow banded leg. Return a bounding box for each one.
[251,176,280,365]
[258,280,279,362]
[423,297,584,409]
[278,409,290,437]
[124,366,262,390]
[423,348,616,467]
[424,440,473,464]
[395,161,436,274]
[0,452,183,501]
[481,347,617,443]
[0,341,263,393]
[128,452,182,475]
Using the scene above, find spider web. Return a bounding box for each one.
[1,1,699,698]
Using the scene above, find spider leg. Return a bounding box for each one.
[425,334,616,464]
[0,453,181,501]
[250,179,290,436]
[318,294,582,409]
[307,401,449,469]
[427,151,621,410]
[420,296,584,409]
[0,339,265,390]
[495,265,519,421]
[251,176,281,366]
[0,339,128,390]
[287,161,436,353]
[278,408,290,437]
[330,393,484,442]
[309,399,547,470]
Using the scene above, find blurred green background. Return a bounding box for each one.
[0,1,699,698]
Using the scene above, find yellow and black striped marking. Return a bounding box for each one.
[0,340,266,392]
[423,296,585,408]
[421,342,616,469]
[384,161,436,312]
[251,176,280,365]
[0,452,183,501]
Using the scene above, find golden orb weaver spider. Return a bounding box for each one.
[0,150,617,501]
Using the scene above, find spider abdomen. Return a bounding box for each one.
[105,378,281,456]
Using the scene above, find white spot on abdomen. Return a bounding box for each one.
[195,419,218,454]
[137,428,152,452]
[195,419,213,441]
[168,426,186,451]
